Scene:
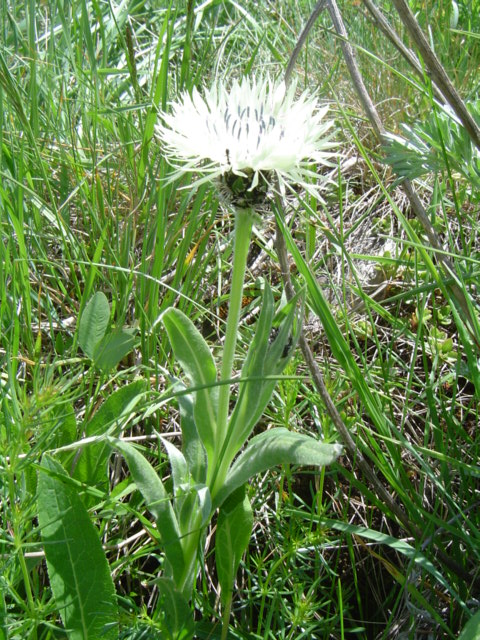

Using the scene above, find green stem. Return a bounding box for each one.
[212,210,253,474]
[220,594,233,640]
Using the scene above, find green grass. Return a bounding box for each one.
[1,0,480,638]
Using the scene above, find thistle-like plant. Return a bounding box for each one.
[110,75,341,638]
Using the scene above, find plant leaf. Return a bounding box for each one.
[73,380,145,507]
[160,435,189,497]
[174,378,207,484]
[78,291,110,359]
[154,578,194,640]
[38,455,117,640]
[161,308,218,461]
[458,610,480,640]
[109,438,185,584]
[92,329,137,372]
[227,285,304,461]
[213,428,342,508]
[215,486,253,607]
[176,484,211,546]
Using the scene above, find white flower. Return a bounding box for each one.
[156,76,337,207]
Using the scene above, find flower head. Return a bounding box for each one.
[156,76,337,208]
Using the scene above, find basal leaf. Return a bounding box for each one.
[160,436,189,497]
[38,455,117,640]
[174,379,207,484]
[73,380,145,507]
[78,291,110,359]
[92,329,137,372]
[215,486,253,607]
[154,578,194,640]
[109,438,185,584]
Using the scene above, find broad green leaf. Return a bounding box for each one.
[38,455,117,640]
[73,381,146,507]
[174,379,207,483]
[458,611,480,640]
[109,438,184,583]
[92,329,137,372]
[215,486,253,607]
[154,578,194,640]
[161,308,218,460]
[214,428,342,508]
[78,291,110,359]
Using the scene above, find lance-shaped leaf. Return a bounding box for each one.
[161,308,218,462]
[153,578,194,640]
[213,428,342,508]
[159,436,212,537]
[109,438,184,584]
[215,486,253,607]
[160,436,189,497]
[172,378,207,484]
[38,455,117,640]
[225,286,304,463]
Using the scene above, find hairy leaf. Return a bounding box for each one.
[214,428,342,507]
[215,486,253,607]
[38,455,117,640]
[109,438,184,583]
[161,308,218,460]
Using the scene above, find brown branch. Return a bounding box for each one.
[390,0,480,151]
[285,0,327,88]
[360,0,446,103]
[279,0,477,586]
[325,0,474,327]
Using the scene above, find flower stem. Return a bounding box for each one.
[215,210,253,456]
[220,595,233,640]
